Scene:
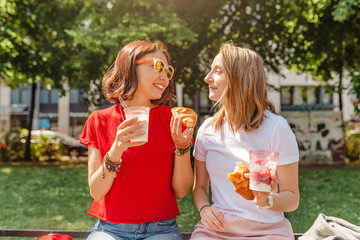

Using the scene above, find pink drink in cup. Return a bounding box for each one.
[123,106,150,143]
[249,150,279,192]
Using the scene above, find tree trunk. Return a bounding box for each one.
[24,82,37,162]
[338,71,345,132]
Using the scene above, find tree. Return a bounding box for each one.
[332,0,360,113]
[67,0,308,98]
[65,0,200,106]
[285,0,360,125]
[0,0,83,161]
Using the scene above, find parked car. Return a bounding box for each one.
[21,130,87,157]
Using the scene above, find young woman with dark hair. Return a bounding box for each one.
[80,40,194,240]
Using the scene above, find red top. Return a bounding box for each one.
[80,104,179,223]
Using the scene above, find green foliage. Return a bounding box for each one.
[65,0,200,103]
[350,68,360,113]
[0,0,85,160]
[332,0,360,22]
[346,134,360,161]
[67,0,318,98]
[4,129,65,162]
[0,0,83,89]
[345,126,360,161]
[2,0,360,105]
[286,0,360,112]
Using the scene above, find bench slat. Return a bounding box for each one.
[0,230,90,238]
[0,229,301,239]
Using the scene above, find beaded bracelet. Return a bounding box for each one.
[102,153,121,179]
[105,153,121,168]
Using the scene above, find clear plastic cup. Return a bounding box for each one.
[123,106,150,143]
[249,149,279,192]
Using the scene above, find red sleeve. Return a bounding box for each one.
[79,111,99,149]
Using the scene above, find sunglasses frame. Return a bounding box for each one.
[135,58,174,80]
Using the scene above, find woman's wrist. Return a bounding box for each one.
[175,142,191,150]
[109,144,125,163]
[105,152,122,166]
[199,204,210,218]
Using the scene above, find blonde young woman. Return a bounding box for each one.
[191,43,299,240]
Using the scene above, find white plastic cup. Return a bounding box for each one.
[249,149,279,192]
[123,106,150,143]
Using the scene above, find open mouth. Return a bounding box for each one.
[154,83,165,91]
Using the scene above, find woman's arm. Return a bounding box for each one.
[171,151,194,198]
[193,160,210,210]
[88,117,146,201]
[253,162,300,212]
[170,116,194,198]
[88,147,115,201]
[193,160,225,232]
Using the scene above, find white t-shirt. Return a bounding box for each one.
[194,111,299,223]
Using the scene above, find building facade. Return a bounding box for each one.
[266,70,356,165]
[0,82,88,139]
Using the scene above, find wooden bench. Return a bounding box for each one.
[0,229,302,239]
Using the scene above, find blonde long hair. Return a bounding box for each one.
[211,43,275,133]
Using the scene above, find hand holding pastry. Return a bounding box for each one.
[227,162,255,200]
[171,107,198,128]
[171,107,197,149]
[171,115,193,150]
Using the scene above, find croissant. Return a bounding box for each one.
[171,107,198,128]
[227,162,254,200]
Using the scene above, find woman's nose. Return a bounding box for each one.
[204,72,212,83]
[160,71,168,81]
[160,72,170,85]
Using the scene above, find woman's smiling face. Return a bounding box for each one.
[134,51,171,103]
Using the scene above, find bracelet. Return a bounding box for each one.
[175,143,191,150]
[102,153,121,179]
[105,152,122,168]
[199,204,210,217]
[174,144,192,156]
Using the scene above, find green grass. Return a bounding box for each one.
[1,165,360,240]
[285,165,360,233]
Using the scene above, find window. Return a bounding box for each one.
[281,86,333,110]
[21,89,30,104]
[50,90,59,104]
[281,87,292,105]
[11,87,30,105]
[321,88,332,104]
[40,89,49,104]
[70,89,79,104]
[11,90,20,104]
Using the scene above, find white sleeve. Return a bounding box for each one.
[272,120,299,165]
[193,124,206,162]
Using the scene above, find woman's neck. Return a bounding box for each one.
[125,99,153,108]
